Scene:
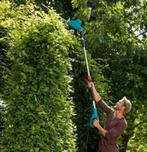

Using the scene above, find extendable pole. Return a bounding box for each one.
[81,35,92,82]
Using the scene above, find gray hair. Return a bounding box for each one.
[123,96,132,113]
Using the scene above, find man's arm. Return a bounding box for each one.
[93,119,107,136]
[93,119,127,139]
[87,82,101,102]
[88,82,113,114]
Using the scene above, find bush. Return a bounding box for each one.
[0,1,77,151]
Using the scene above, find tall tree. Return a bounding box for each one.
[72,0,147,151]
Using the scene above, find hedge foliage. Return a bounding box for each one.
[0,1,78,151]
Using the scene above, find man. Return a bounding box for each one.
[88,82,132,152]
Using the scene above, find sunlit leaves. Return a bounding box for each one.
[0,1,77,151]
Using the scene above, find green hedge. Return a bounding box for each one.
[0,1,77,151]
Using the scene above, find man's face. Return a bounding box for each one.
[115,98,125,110]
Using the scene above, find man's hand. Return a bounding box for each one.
[87,81,101,103]
[93,119,100,128]
[87,81,94,89]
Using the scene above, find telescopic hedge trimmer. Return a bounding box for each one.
[67,19,99,128]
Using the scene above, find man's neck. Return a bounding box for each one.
[115,110,124,119]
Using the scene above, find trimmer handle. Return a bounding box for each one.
[89,104,99,128]
[87,74,92,82]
